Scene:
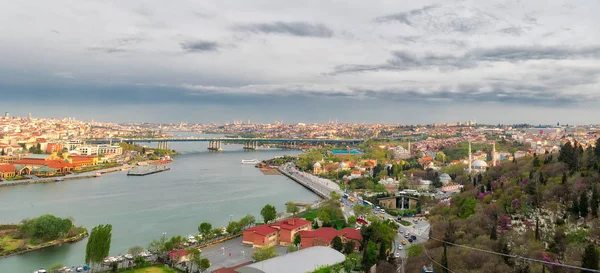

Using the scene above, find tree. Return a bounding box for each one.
[362,241,378,270]
[252,246,279,262]
[582,243,599,271]
[128,246,144,257]
[261,204,277,223]
[286,202,300,215]
[348,216,357,227]
[19,214,73,241]
[343,241,356,254]
[226,221,241,235]
[441,243,449,273]
[294,234,301,246]
[562,172,567,184]
[332,236,343,251]
[198,258,211,273]
[592,186,600,218]
[198,222,212,239]
[571,199,580,218]
[85,224,112,270]
[374,184,388,193]
[353,205,370,218]
[134,255,147,268]
[318,210,331,224]
[377,242,387,261]
[580,191,589,218]
[239,214,256,229]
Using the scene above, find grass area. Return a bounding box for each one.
[302,210,318,221]
[0,234,24,252]
[120,266,180,273]
[398,220,412,226]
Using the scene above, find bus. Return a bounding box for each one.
[363,200,374,208]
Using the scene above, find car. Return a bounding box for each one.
[398,245,403,250]
[408,238,413,243]
[404,234,409,238]
[397,216,402,221]
[411,235,417,240]
[381,209,385,214]
[401,240,407,245]
[395,252,401,258]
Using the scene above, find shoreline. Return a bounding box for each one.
[0,230,89,260]
[0,165,132,188]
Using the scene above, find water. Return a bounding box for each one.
[0,134,319,272]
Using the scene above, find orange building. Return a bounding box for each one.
[0,164,17,178]
[46,143,64,153]
[242,218,312,248]
[298,227,362,250]
[242,225,279,248]
[69,155,99,167]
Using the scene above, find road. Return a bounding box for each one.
[279,163,341,198]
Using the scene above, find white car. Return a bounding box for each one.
[398,245,403,250]
[395,252,401,258]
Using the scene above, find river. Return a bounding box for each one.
[0,134,319,272]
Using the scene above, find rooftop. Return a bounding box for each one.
[235,246,345,273]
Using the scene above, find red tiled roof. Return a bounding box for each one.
[339,228,362,241]
[168,249,187,260]
[245,224,278,236]
[12,159,46,165]
[0,164,17,172]
[272,218,311,231]
[299,227,339,243]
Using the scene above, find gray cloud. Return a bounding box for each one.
[234,21,334,37]
[333,45,600,75]
[180,40,220,52]
[87,46,128,54]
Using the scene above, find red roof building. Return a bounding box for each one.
[242,218,312,248]
[242,225,279,248]
[298,227,362,250]
[0,164,17,178]
[271,218,312,246]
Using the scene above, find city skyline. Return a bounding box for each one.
[2,0,600,124]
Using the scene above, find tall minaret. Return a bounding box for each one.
[468,139,472,173]
[408,141,411,155]
[492,142,497,167]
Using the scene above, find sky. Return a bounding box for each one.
[1,0,600,124]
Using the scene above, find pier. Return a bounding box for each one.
[278,163,341,199]
[127,165,170,176]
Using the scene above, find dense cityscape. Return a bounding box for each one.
[1,112,600,272]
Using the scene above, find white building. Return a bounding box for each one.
[97,145,123,155]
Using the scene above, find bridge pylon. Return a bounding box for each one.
[208,140,222,151]
[243,141,258,151]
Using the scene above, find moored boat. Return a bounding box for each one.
[241,159,260,164]
[95,172,101,177]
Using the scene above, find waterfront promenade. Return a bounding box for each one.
[0,165,132,187]
[278,163,341,198]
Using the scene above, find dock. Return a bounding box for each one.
[127,165,170,176]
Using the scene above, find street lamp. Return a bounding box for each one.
[241,250,245,259]
[221,247,225,255]
[162,232,167,240]
[229,215,233,222]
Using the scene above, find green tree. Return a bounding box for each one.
[134,255,147,268]
[374,184,387,193]
[348,216,357,227]
[198,258,211,273]
[331,236,343,251]
[580,191,589,218]
[226,221,241,235]
[343,241,356,254]
[261,204,277,223]
[353,205,370,218]
[239,214,256,229]
[407,244,424,257]
[318,210,331,224]
[441,243,449,273]
[591,186,599,218]
[252,246,279,262]
[362,241,378,270]
[582,243,599,271]
[286,202,300,215]
[287,244,299,253]
[198,222,212,239]
[49,263,64,271]
[294,233,301,246]
[85,224,112,270]
[19,214,73,241]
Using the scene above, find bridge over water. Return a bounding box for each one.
[88,137,365,151]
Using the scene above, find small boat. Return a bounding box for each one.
[34,268,47,273]
[124,253,133,259]
[241,159,260,164]
[55,178,64,182]
[95,172,101,177]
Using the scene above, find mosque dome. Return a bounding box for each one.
[339,162,347,169]
[472,160,488,168]
[439,173,451,179]
[313,162,321,168]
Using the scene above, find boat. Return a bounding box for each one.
[34,268,47,273]
[55,178,64,182]
[124,253,134,259]
[241,159,260,164]
[95,172,101,177]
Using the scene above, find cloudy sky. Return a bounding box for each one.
[1,0,600,124]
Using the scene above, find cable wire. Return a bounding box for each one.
[429,237,600,272]
[422,242,458,273]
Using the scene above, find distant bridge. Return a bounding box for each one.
[87,137,365,151]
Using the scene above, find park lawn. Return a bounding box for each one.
[120,266,179,273]
[0,234,24,252]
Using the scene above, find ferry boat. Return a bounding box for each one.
[241,159,260,164]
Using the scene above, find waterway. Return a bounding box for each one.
[0,133,318,273]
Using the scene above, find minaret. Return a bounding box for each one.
[492,142,496,167]
[468,139,472,173]
[408,141,411,155]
